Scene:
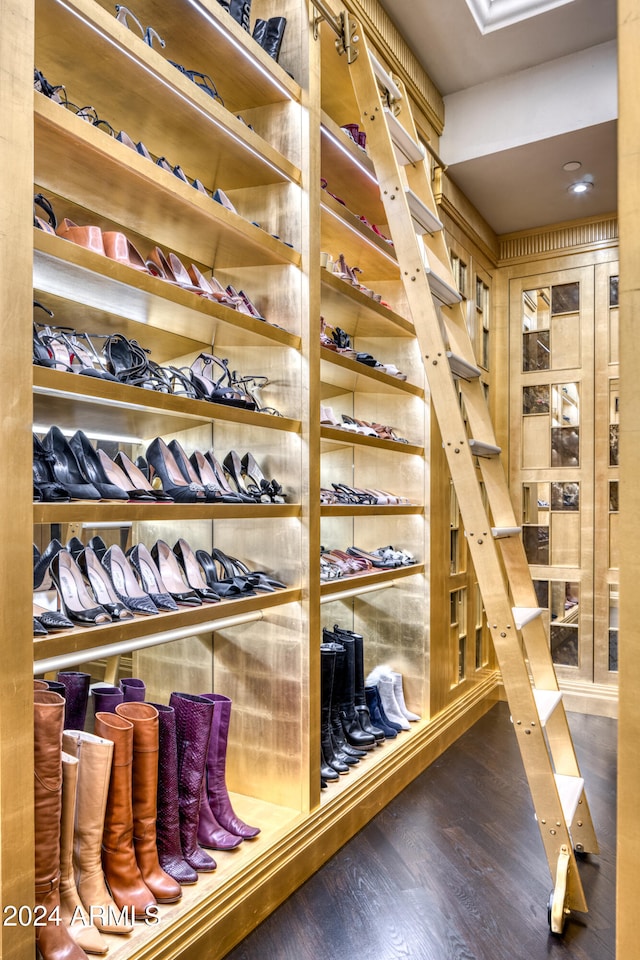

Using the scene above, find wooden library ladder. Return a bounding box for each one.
[313,1,599,934]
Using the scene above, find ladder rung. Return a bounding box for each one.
[419,247,461,305]
[555,773,585,827]
[512,606,544,629]
[446,351,481,381]
[533,689,563,726]
[468,438,501,458]
[491,526,522,539]
[384,107,426,164]
[405,187,443,235]
[370,52,403,102]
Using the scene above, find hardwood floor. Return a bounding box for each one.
[222,702,616,960]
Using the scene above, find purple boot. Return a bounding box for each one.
[169,692,217,872]
[200,693,260,839]
[120,678,146,702]
[92,685,123,716]
[150,703,197,885]
[57,671,90,730]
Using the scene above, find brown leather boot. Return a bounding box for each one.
[115,702,182,903]
[62,730,133,935]
[59,753,108,954]
[93,711,156,921]
[33,690,87,960]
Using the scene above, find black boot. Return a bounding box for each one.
[320,643,349,775]
[261,17,286,61]
[252,18,267,46]
[328,643,363,763]
[229,0,250,31]
[334,626,385,743]
[334,634,375,749]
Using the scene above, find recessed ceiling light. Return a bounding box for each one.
[568,180,593,195]
[563,161,582,172]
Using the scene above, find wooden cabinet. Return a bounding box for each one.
[1,4,501,959]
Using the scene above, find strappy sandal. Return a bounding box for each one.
[231,373,282,416]
[115,4,165,48]
[189,353,256,409]
[34,68,67,105]
[169,61,224,106]
[320,555,342,581]
[346,546,400,569]
[33,193,57,234]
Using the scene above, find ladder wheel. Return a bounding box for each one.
[547,889,567,934]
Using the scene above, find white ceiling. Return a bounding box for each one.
[376,0,618,235]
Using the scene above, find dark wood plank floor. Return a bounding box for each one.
[222,702,617,960]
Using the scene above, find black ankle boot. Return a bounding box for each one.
[229,0,250,31]
[261,16,286,62]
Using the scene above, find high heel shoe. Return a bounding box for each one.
[172,540,220,603]
[68,431,129,500]
[189,354,256,409]
[114,450,174,502]
[188,450,245,504]
[101,545,159,616]
[34,539,63,590]
[241,451,285,503]
[33,602,73,632]
[167,439,222,503]
[95,449,157,501]
[186,265,238,306]
[76,546,135,620]
[146,437,206,502]
[50,550,112,626]
[193,549,254,597]
[127,543,180,611]
[147,247,202,294]
[33,435,72,503]
[56,218,106,255]
[41,426,102,500]
[203,451,255,503]
[223,450,270,502]
[150,541,201,606]
[210,550,286,592]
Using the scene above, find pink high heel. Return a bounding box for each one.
[103,232,150,272]
[56,218,105,255]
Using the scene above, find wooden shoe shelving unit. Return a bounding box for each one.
[2,1,500,958]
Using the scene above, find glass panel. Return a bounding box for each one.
[551,282,580,314]
[551,382,580,426]
[523,330,550,371]
[610,481,619,512]
[523,385,550,414]
[551,426,580,466]
[550,580,580,667]
[609,275,619,307]
[610,424,619,466]
[522,482,550,522]
[551,482,579,511]
[458,635,466,682]
[523,288,550,331]
[523,526,549,564]
[610,381,619,466]
[609,584,619,671]
[533,579,549,608]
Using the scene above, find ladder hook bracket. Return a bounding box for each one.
[311,3,359,62]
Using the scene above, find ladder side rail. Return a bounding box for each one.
[347,28,588,912]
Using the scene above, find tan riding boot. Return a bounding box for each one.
[115,702,182,903]
[62,729,133,935]
[93,711,156,921]
[33,690,87,960]
[60,752,108,954]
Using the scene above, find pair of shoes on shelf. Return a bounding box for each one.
[223,450,285,504]
[322,549,372,577]
[340,123,367,150]
[365,665,421,731]
[196,547,286,597]
[341,415,410,444]
[189,353,258,409]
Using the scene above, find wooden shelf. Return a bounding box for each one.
[321,504,423,516]
[320,563,424,599]
[36,0,300,183]
[320,425,423,455]
[320,348,423,397]
[320,112,385,225]
[320,191,399,282]
[33,502,301,524]
[35,97,302,272]
[33,586,302,665]
[34,232,301,353]
[32,366,301,438]
[320,269,414,337]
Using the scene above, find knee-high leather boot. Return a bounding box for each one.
[169,692,217,871]
[337,636,375,749]
[114,702,182,903]
[92,685,123,717]
[57,671,90,731]
[320,643,349,776]
[328,642,366,761]
[33,690,87,960]
[62,730,133,934]
[333,626,385,742]
[199,693,260,839]
[261,17,286,61]
[150,702,197,884]
[94,711,156,919]
[228,0,250,31]
[59,753,107,955]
